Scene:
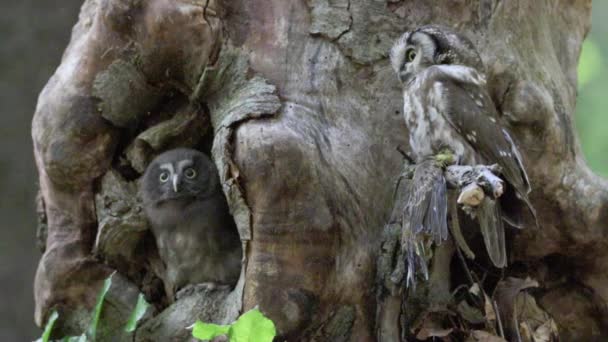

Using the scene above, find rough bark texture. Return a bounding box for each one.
[32,0,605,341]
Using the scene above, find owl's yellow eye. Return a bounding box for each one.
[159,172,170,183]
[406,49,417,62]
[184,167,197,179]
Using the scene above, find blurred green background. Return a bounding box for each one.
[577,1,608,177]
[0,1,605,341]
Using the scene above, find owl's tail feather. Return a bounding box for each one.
[478,197,507,268]
[499,130,539,230]
[500,187,539,230]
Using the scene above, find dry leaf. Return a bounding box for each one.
[532,318,558,342]
[470,330,508,342]
[484,293,496,322]
[416,327,453,340]
[494,277,541,339]
[457,300,486,324]
[414,313,453,340]
[520,321,534,342]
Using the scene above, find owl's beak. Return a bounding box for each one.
[399,71,414,85]
[172,175,180,192]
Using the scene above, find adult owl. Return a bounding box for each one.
[390,25,537,269]
[141,148,242,298]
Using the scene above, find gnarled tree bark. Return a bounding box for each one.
[32,0,606,341]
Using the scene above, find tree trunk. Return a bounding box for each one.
[32,0,606,341]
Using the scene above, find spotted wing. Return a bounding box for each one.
[427,66,537,228]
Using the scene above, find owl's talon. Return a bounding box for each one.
[475,166,505,199]
[445,164,505,200]
[488,163,502,174]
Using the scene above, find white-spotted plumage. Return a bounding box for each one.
[391,25,537,273]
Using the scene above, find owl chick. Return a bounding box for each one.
[141,148,242,298]
[390,25,537,269]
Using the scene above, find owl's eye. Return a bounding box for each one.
[159,172,170,183]
[184,167,197,179]
[406,49,417,62]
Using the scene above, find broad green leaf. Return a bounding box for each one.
[61,334,87,342]
[37,310,59,342]
[87,272,114,340]
[192,321,230,340]
[36,310,87,342]
[228,308,276,342]
[124,293,149,332]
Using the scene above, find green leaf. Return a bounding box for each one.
[87,272,114,340]
[228,308,276,342]
[124,293,149,333]
[36,311,87,342]
[37,310,59,342]
[61,334,87,342]
[192,321,230,340]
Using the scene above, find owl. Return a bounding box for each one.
[390,25,537,270]
[141,148,242,298]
